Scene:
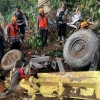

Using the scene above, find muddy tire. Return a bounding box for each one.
[1,49,23,70]
[63,29,99,69]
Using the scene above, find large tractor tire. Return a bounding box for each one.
[63,29,100,69]
[1,49,23,70]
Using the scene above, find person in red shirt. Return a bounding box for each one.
[36,8,48,49]
[5,66,38,94]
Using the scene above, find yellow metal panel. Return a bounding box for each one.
[7,71,100,100]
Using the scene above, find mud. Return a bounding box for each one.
[4,53,18,65]
[69,40,87,59]
[35,94,60,100]
[62,83,99,100]
[0,92,30,100]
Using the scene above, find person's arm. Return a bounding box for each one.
[46,16,49,30]
[56,9,60,17]
[64,9,69,15]
[12,12,16,16]
[24,76,38,90]
[6,26,11,43]
[23,13,28,27]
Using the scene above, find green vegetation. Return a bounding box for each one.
[45,49,63,57]
[0,0,100,25]
[28,33,42,48]
[0,0,100,47]
[28,33,52,48]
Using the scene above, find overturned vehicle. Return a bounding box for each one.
[0,29,100,100]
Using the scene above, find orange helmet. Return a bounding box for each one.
[39,8,44,13]
[81,21,88,28]
[11,16,17,22]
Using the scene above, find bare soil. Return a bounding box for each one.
[22,29,64,63]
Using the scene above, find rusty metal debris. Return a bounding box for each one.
[1,53,100,100]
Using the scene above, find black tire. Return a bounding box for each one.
[1,49,23,70]
[63,29,99,69]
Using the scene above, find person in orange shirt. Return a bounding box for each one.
[37,8,48,49]
[6,16,20,50]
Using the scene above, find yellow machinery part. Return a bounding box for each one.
[5,71,100,100]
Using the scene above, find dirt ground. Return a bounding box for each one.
[22,29,64,63]
[0,29,73,100]
[0,26,76,100]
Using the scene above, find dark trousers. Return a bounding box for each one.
[18,24,25,40]
[39,29,48,46]
[0,46,4,58]
[58,23,66,37]
[18,24,25,35]
[10,41,20,50]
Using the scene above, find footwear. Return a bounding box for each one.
[62,36,64,41]
[44,44,48,47]
[41,46,43,49]
[57,36,60,41]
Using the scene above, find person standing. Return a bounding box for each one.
[0,25,6,58]
[37,8,48,49]
[56,3,68,41]
[6,16,20,50]
[12,6,28,41]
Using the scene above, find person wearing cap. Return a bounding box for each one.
[80,21,89,29]
[6,16,20,50]
[36,8,48,49]
[12,6,28,41]
[56,3,69,41]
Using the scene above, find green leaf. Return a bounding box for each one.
[32,36,35,40]
[98,9,100,14]
[32,16,35,22]
[30,6,33,13]
[28,39,33,45]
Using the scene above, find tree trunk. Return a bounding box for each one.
[38,0,51,13]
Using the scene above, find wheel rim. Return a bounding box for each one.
[69,38,88,59]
